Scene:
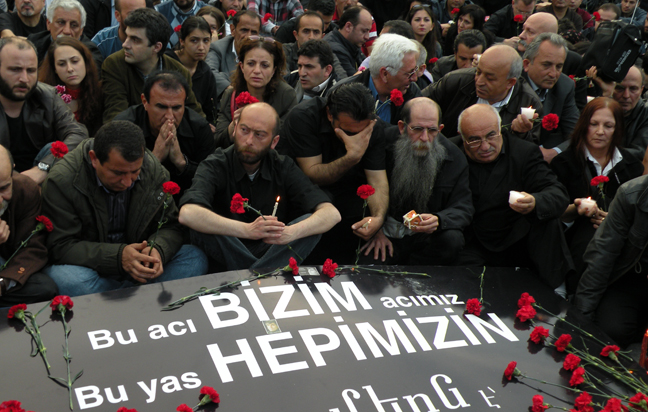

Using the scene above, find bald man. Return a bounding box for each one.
[422,44,543,142]
[613,66,648,161]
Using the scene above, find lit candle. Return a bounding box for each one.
[520,106,535,120]
[580,197,596,215]
[509,190,525,204]
[271,196,280,217]
[361,218,372,229]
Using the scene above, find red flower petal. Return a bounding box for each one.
[357,184,375,200]
[50,141,69,158]
[322,258,338,278]
[162,181,180,195]
[465,298,482,316]
[35,215,54,232]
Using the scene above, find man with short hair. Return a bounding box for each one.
[156,0,207,46]
[114,71,216,193]
[361,98,473,265]
[618,0,647,27]
[612,65,648,161]
[423,44,543,141]
[456,103,571,288]
[432,0,472,29]
[42,120,209,297]
[92,0,147,59]
[102,8,204,123]
[0,145,58,306]
[0,0,47,38]
[206,9,261,96]
[0,37,87,185]
[538,0,583,31]
[179,103,341,270]
[484,0,536,45]
[274,0,337,44]
[430,29,486,82]
[323,6,372,77]
[522,33,579,162]
[285,39,337,101]
[247,0,304,36]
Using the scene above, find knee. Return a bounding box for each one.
[45,265,101,297]
[175,245,209,275]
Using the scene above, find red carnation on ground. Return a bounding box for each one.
[230,193,248,214]
[451,7,460,14]
[390,89,404,107]
[262,13,273,23]
[1,400,35,412]
[504,361,520,380]
[357,184,375,200]
[465,298,482,316]
[516,305,536,322]
[162,181,180,195]
[174,24,182,32]
[7,303,27,319]
[574,392,594,412]
[629,393,648,411]
[428,57,438,64]
[235,91,259,107]
[554,334,572,352]
[35,215,53,232]
[288,257,299,275]
[322,258,338,278]
[532,395,549,412]
[569,367,586,386]
[176,404,193,412]
[541,113,560,131]
[563,353,581,371]
[226,9,236,18]
[116,408,138,412]
[517,292,536,308]
[50,295,74,312]
[199,386,220,404]
[593,11,601,21]
[529,326,549,344]
[50,141,68,158]
[603,398,629,412]
[514,14,524,23]
[601,344,620,361]
[591,175,610,186]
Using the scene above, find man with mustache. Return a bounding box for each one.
[0,0,47,38]
[537,0,583,31]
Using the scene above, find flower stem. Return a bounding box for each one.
[354,201,368,266]
[0,228,39,271]
[148,197,170,256]
[349,265,429,277]
[24,313,51,370]
[246,204,266,221]
[61,314,75,410]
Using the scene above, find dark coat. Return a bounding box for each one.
[205,35,238,97]
[28,32,104,76]
[429,55,457,83]
[323,29,365,77]
[622,98,648,161]
[483,4,519,41]
[79,0,111,39]
[537,5,583,31]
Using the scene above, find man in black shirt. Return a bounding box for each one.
[179,103,340,270]
[275,0,337,44]
[0,0,47,37]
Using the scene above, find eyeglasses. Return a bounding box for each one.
[405,123,440,138]
[463,133,501,148]
[248,35,276,43]
[389,65,420,80]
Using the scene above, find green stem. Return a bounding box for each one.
[148,198,170,256]
[354,201,368,266]
[478,266,485,303]
[246,204,266,221]
[286,244,303,262]
[24,314,51,370]
[0,228,39,271]
[349,265,429,277]
[61,314,75,410]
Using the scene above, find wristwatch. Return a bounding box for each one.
[37,162,50,172]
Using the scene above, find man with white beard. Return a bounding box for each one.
[360,97,474,264]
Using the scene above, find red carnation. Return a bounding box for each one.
[262,13,273,23]
[322,258,338,278]
[390,89,404,107]
[199,386,220,404]
[55,85,66,94]
[517,292,536,308]
[357,184,375,200]
[230,193,248,214]
[50,141,68,158]
[591,175,610,186]
[603,398,629,412]
[226,9,236,18]
[569,74,576,82]
[601,344,620,361]
[516,305,536,322]
[288,257,299,275]
[50,295,74,312]
[574,392,594,412]
[593,11,601,21]
[465,298,482,316]
[514,14,524,23]
[503,361,520,380]
[7,303,26,319]
[629,393,648,411]
[541,113,560,131]
[235,91,259,107]
[563,353,581,371]
[174,24,182,32]
[116,408,138,412]
[569,367,586,386]
[162,181,180,195]
[529,326,549,344]
[554,334,572,352]
[451,7,460,14]
[428,57,438,64]
[35,215,53,232]
[176,404,193,412]
[532,395,549,412]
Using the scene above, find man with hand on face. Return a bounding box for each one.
[42,120,208,297]
[115,71,216,195]
[179,103,340,271]
[0,0,47,38]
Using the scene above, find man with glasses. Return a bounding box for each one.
[456,103,572,290]
[360,98,473,264]
[483,0,536,46]
[332,33,420,125]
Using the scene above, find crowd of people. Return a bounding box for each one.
[0,0,647,348]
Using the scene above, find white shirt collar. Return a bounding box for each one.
[584,146,623,177]
[476,85,515,111]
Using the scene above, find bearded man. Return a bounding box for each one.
[360,97,474,264]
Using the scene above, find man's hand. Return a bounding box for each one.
[228,107,243,140]
[511,112,538,134]
[412,213,439,234]
[502,36,520,48]
[168,133,186,173]
[441,23,451,37]
[152,120,174,162]
[540,147,559,163]
[246,215,285,240]
[590,208,607,229]
[0,220,10,245]
[586,66,614,97]
[263,224,298,245]
[509,191,536,214]
[121,240,161,283]
[337,119,376,164]
[575,198,598,217]
[360,228,393,262]
[21,167,48,185]
[351,215,382,241]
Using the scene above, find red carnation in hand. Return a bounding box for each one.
[230,193,248,214]
[514,14,524,23]
[569,367,586,386]
[532,395,549,412]
[162,181,180,195]
[629,393,648,411]
[563,353,581,371]
[529,326,549,343]
[7,303,27,319]
[235,91,259,107]
[176,404,193,412]
[50,295,74,312]
[199,386,220,404]
[541,113,560,131]
[603,398,629,412]
[226,9,236,18]
[574,392,594,412]
[517,292,536,308]
[504,361,520,380]
[357,184,375,200]
[591,175,610,186]
[288,257,299,275]
[390,89,404,106]
[451,7,460,14]
[262,13,273,23]
[35,215,54,232]
[516,305,536,322]
[593,11,601,21]
[322,258,338,278]
[174,24,182,32]
[465,298,482,316]
[50,141,68,158]
[554,334,572,352]
[428,57,438,64]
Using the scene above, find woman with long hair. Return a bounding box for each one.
[39,37,103,136]
[215,36,297,147]
[405,4,442,61]
[551,97,643,292]
[442,5,489,55]
[197,5,226,42]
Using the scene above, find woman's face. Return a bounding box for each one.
[411,10,433,37]
[181,29,211,61]
[457,14,474,33]
[201,15,220,41]
[241,47,275,90]
[54,45,86,89]
[586,107,616,152]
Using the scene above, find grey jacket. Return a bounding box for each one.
[206,36,238,97]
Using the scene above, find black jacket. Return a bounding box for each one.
[80,0,111,39]
[622,98,648,162]
[430,55,457,83]
[483,4,519,41]
[323,29,365,77]
[28,32,104,76]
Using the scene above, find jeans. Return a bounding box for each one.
[44,245,208,297]
[191,214,321,271]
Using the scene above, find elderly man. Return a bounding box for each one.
[361,98,473,264]
[156,0,207,46]
[42,121,208,297]
[323,6,372,77]
[179,103,340,270]
[285,39,338,101]
[456,103,571,288]
[521,33,579,162]
[609,66,648,161]
[333,33,420,125]
[0,37,87,185]
[92,0,148,59]
[27,0,103,68]
[114,71,216,194]
[0,145,58,306]
[423,44,543,142]
[484,0,536,45]
[430,29,487,82]
[0,0,47,38]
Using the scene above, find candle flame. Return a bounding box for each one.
[587,197,592,200]
[527,106,533,109]
[276,196,280,201]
